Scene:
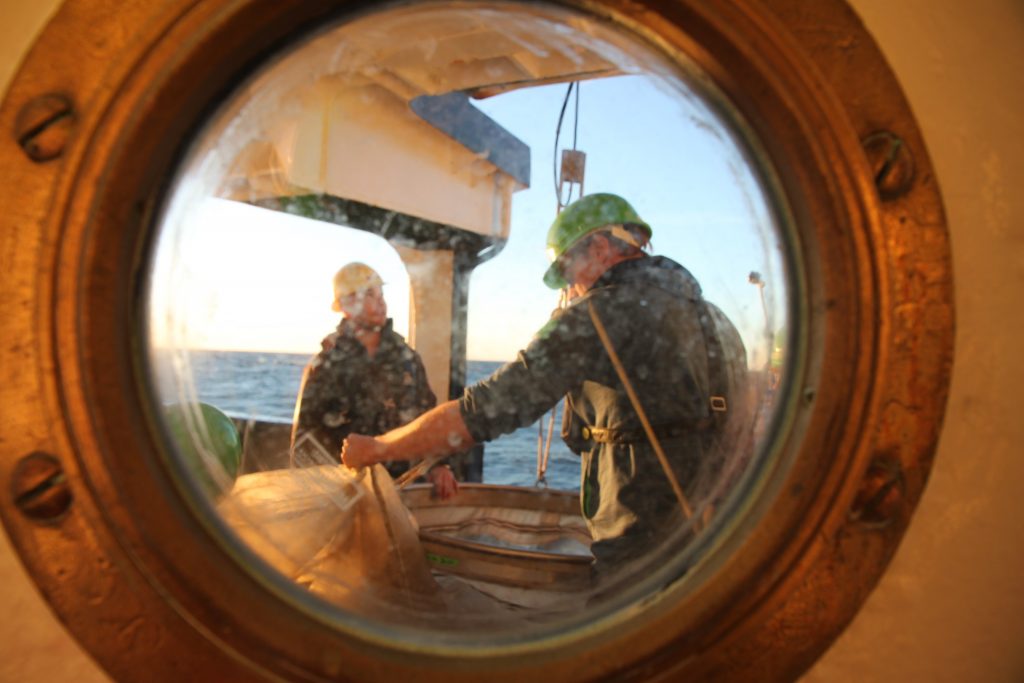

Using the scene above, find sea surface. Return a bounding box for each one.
[181,350,580,491]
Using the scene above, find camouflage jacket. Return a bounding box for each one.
[459,256,731,566]
[297,318,436,477]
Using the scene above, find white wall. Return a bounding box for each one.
[1,1,1021,681]
[805,1,1024,680]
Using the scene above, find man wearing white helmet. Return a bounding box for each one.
[297,262,458,498]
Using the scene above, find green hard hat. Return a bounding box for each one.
[543,193,651,289]
[164,402,242,498]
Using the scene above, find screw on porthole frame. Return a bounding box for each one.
[14,93,76,162]
[862,130,915,200]
[849,455,904,528]
[12,451,73,523]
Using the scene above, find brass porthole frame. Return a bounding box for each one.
[0,0,953,681]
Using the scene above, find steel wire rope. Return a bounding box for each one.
[539,82,582,485]
[288,360,313,467]
[553,82,583,209]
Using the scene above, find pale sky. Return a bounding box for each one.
[148,74,787,366]
[149,199,413,354]
[467,77,785,362]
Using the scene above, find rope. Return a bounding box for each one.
[553,82,584,209]
[553,82,573,207]
[542,408,556,478]
[572,80,580,151]
[288,361,313,467]
[586,301,698,525]
[544,83,586,486]
[535,408,556,487]
[393,453,448,490]
[371,467,415,598]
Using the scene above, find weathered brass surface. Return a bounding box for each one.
[0,0,953,680]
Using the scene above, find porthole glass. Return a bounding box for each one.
[145,0,791,642]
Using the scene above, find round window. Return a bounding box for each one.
[147,0,791,640]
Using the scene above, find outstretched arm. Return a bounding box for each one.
[341,400,475,469]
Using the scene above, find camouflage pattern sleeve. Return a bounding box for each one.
[459,302,600,443]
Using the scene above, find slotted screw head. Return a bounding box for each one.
[862,130,915,200]
[14,93,76,162]
[12,452,72,523]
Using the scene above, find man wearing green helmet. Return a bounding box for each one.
[343,194,744,571]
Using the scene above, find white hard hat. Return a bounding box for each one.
[331,262,383,311]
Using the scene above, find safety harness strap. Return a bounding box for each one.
[580,420,714,445]
[577,295,730,448]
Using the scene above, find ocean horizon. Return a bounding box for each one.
[164,348,581,491]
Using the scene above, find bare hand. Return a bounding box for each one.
[427,465,459,500]
[341,433,382,469]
